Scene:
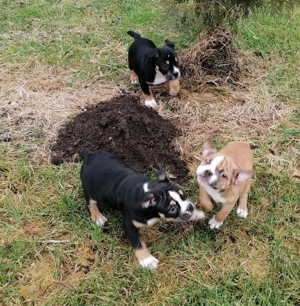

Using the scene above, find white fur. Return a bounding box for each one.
[143,182,149,192]
[191,210,206,221]
[133,218,160,228]
[147,217,160,226]
[145,99,158,108]
[202,184,226,204]
[148,70,167,85]
[131,78,139,84]
[196,155,226,204]
[168,190,190,212]
[95,215,107,227]
[208,215,223,229]
[173,66,181,78]
[139,255,159,269]
[237,208,248,218]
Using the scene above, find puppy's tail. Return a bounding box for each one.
[127,31,141,40]
[79,149,93,160]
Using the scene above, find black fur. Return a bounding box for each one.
[80,150,193,250]
[127,31,180,96]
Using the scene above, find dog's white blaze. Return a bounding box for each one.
[168,190,190,212]
[143,182,149,192]
[173,66,181,78]
[197,155,226,204]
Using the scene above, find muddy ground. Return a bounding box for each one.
[51,94,190,182]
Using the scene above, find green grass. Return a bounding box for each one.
[1,1,300,305]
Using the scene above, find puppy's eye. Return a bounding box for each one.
[220,171,227,178]
[162,64,169,70]
[169,205,178,214]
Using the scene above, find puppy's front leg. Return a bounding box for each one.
[199,185,214,211]
[209,202,235,229]
[139,78,157,108]
[169,79,180,96]
[124,217,159,269]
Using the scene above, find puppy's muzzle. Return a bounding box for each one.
[167,70,180,81]
[180,203,195,221]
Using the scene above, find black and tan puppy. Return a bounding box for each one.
[80,150,204,269]
[127,30,180,108]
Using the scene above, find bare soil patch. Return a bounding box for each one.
[51,94,190,182]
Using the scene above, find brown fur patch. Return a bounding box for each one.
[169,79,180,96]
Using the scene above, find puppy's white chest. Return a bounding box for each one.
[148,71,166,85]
[202,183,226,204]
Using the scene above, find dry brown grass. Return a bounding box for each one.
[0,65,127,163]
[179,26,241,89]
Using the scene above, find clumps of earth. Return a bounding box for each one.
[51,95,190,182]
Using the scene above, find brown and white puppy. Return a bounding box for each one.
[196,142,254,229]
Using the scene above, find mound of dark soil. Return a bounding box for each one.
[51,95,190,182]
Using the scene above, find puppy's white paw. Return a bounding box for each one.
[208,216,223,229]
[95,215,107,226]
[237,208,248,218]
[131,78,139,84]
[139,255,159,270]
[145,99,158,108]
[191,210,206,221]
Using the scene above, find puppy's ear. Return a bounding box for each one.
[233,170,253,184]
[202,141,217,157]
[148,49,160,58]
[165,39,175,49]
[141,192,156,209]
[156,170,169,182]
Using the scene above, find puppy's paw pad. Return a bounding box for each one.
[95,216,107,226]
[139,255,159,270]
[145,99,158,108]
[192,210,206,221]
[208,216,223,229]
[237,208,248,218]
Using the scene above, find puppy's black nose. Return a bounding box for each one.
[173,72,179,78]
[187,203,194,212]
[211,180,217,188]
[204,169,212,177]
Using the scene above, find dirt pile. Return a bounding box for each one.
[51,95,190,182]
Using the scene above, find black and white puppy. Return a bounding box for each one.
[80,150,204,269]
[127,30,181,108]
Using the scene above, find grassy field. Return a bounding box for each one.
[1,1,300,305]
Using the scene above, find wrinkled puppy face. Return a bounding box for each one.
[150,40,180,82]
[142,171,195,221]
[196,155,235,191]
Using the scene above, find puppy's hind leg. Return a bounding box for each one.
[88,199,108,226]
[237,180,251,218]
